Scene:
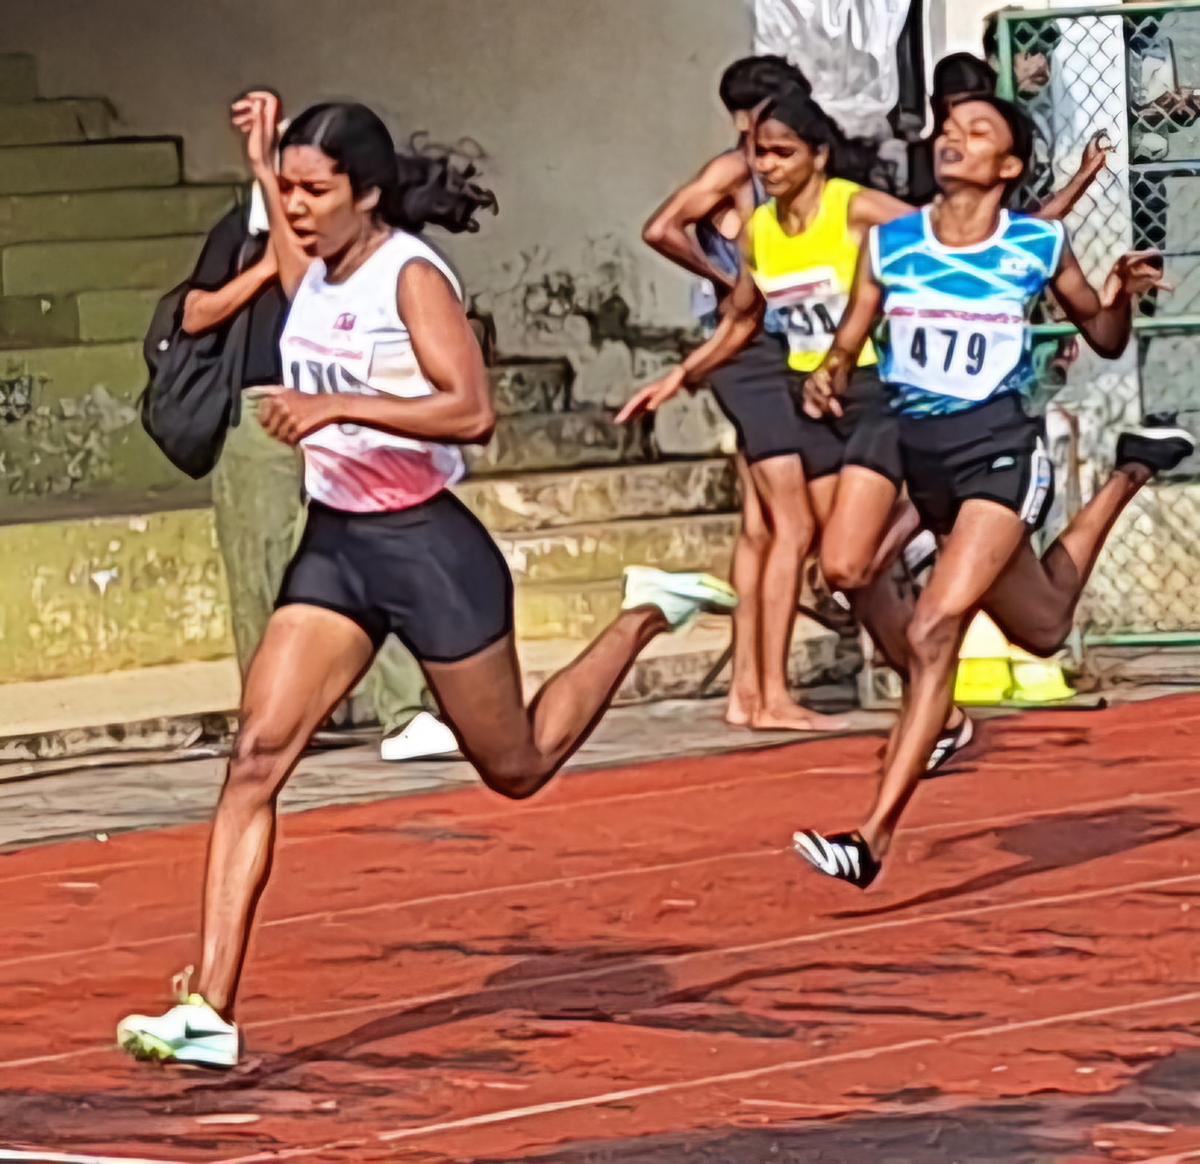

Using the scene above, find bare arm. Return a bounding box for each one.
[232,92,312,300]
[615,253,764,424]
[182,250,277,336]
[259,260,495,447]
[801,242,882,418]
[1051,239,1165,358]
[1032,131,1110,222]
[642,151,751,291]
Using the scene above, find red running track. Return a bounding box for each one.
[1,694,1199,1162]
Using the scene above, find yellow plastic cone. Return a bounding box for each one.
[1008,644,1075,703]
[954,612,1013,705]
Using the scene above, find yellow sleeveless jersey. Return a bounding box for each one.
[749,176,876,373]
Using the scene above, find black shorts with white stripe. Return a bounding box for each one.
[897,395,1054,536]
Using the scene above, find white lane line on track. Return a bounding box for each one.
[212,988,1200,1160]
[3,868,1196,1076]
[4,780,1198,975]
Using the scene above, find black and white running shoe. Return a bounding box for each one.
[925,713,975,777]
[793,829,881,889]
[1116,417,1195,476]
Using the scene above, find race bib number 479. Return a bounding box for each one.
[886,306,1026,402]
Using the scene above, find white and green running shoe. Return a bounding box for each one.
[621,566,738,630]
[117,977,238,1068]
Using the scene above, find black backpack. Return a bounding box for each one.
[139,222,258,480]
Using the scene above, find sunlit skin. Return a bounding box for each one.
[276,145,383,263]
[753,116,827,202]
[932,100,1025,196]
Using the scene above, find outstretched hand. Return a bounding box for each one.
[616,367,686,424]
[1101,250,1171,308]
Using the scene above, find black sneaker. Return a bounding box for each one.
[793,829,881,889]
[1116,417,1195,476]
[925,713,975,777]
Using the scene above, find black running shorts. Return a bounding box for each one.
[899,394,1054,536]
[790,364,903,486]
[708,336,902,486]
[276,491,514,663]
[706,332,807,464]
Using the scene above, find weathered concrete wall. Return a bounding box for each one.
[7,0,751,357]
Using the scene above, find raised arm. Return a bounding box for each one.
[259,260,496,447]
[1051,239,1166,358]
[642,151,751,290]
[231,91,312,300]
[801,241,882,419]
[1032,130,1110,222]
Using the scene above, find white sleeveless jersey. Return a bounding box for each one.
[279,232,467,513]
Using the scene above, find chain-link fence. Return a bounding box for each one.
[997,2,1200,653]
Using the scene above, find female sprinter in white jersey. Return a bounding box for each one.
[794,96,1193,889]
[116,97,735,1068]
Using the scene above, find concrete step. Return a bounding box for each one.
[0,339,145,405]
[0,56,37,104]
[0,504,233,683]
[466,408,653,475]
[0,341,565,411]
[497,512,738,586]
[513,579,624,641]
[0,349,596,508]
[490,359,571,417]
[1,233,204,295]
[457,457,736,533]
[0,139,181,196]
[0,183,238,246]
[0,98,114,146]
[0,659,239,752]
[0,618,839,759]
[519,616,838,706]
[0,462,738,681]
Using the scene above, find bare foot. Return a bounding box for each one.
[725,693,759,728]
[751,705,851,732]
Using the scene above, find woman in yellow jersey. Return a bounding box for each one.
[621,92,919,733]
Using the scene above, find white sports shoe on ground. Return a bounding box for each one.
[621,566,738,630]
[117,991,238,1068]
[379,711,459,762]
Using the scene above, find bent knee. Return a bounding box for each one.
[905,605,966,667]
[226,720,299,797]
[1007,620,1071,658]
[474,751,554,801]
[821,549,874,593]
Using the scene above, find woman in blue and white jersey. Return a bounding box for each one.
[793,95,1193,890]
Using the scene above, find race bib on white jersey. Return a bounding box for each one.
[885,305,1026,402]
[755,267,846,362]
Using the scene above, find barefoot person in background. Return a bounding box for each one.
[643,58,848,733]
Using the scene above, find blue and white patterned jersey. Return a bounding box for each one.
[870,208,1064,418]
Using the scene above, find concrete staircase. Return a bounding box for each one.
[0,53,838,755]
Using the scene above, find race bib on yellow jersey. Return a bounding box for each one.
[754,267,846,361]
[885,305,1026,402]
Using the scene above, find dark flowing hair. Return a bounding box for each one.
[757,91,883,188]
[280,102,498,234]
[719,54,811,113]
